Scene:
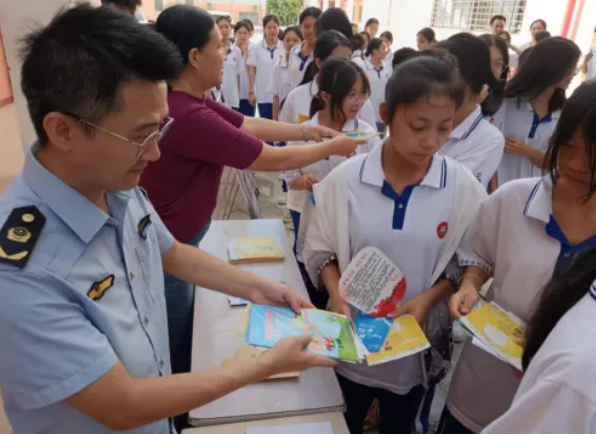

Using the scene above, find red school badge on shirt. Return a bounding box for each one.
[437,222,449,239]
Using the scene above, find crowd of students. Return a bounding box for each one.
[1,1,596,434]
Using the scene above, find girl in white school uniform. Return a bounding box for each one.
[443,80,596,434]
[234,20,255,117]
[284,7,322,92]
[247,14,284,120]
[303,55,487,434]
[436,34,505,189]
[496,37,581,187]
[350,33,367,69]
[216,16,244,110]
[286,57,379,307]
[280,30,377,128]
[269,26,302,121]
[363,38,391,136]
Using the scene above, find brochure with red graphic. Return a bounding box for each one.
[339,247,407,318]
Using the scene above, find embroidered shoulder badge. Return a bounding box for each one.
[88,275,115,301]
[138,214,152,240]
[0,206,46,269]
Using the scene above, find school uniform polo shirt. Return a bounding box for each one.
[0,144,174,434]
[267,55,293,105]
[483,283,596,434]
[447,177,596,433]
[279,75,378,128]
[335,143,456,394]
[351,51,366,69]
[285,42,314,91]
[439,105,505,188]
[363,58,391,124]
[587,47,596,80]
[221,45,244,109]
[497,98,561,186]
[246,40,284,104]
[237,41,253,101]
[284,113,380,213]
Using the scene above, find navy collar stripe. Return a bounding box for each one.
[590,283,596,301]
[523,181,542,216]
[440,158,447,188]
[461,114,484,140]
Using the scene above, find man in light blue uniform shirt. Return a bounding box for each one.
[0,5,335,434]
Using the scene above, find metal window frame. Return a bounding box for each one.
[431,0,527,34]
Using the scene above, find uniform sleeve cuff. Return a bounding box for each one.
[15,351,118,411]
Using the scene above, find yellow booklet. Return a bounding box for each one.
[460,302,525,371]
[366,315,431,366]
[227,237,285,264]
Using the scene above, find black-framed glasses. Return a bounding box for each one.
[65,113,174,150]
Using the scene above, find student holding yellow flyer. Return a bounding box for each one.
[303,55,486,434]
[444,80,596,434]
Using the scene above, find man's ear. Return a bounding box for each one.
[43,112,80,152]
[380,102,391,126]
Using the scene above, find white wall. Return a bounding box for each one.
[0,0,101,152]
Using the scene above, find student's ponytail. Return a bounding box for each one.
[309,94,325,119]
[523,247,596,371]
[297,30,352,87]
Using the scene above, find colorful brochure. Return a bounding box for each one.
[339,247,407,318]
[365,315,431,366]
[227,237,285,264]
[354,312,393,353]
[459,301,526,371]
[246,305,363,363]
[345,130,378,141]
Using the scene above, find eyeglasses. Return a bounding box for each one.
[346,91,370,103]
[493,61,509,73]
[65,113,174,151]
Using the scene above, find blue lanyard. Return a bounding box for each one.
[297,51,310,71]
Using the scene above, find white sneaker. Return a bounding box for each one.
[278,174,284,181]
[276,196,287,206]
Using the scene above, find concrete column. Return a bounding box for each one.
[346,0,354,21]
[0,0,100,152]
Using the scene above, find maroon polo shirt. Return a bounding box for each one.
[140,91,263,243]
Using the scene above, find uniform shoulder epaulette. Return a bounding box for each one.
[0,206,46,269]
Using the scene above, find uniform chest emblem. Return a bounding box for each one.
[138,214,152,240]
[437,222,449,239]
[0,206,45,269]
[88,275,115,301]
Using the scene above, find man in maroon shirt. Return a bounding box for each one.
[140,8,366,430]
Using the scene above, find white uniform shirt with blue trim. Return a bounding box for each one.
[363,58,391,124]
[448,177,596,433]
[285,42,314,92]
[246,40,284,104]
[267,54,293,106]
[483,283,596,434]
[221,45,244,109]
[284,112,380,213]
[335,143,456,394]
[497,98,561,186]
[351,51,366,70]
[237,41,253,101]
[279,75,378,129]
[587,47,596,80]
[0,144,174,434]
[439,105,505,188]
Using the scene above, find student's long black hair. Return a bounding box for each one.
[546,80,596,201]
[437,33,502,116]
[317,7,353,39]
[524,81,596,370]
[309,57,371,121]
[505,37,581,113]
[523,248,596,370]
[365,37,384,58]
[298,30,352,86]
[479,33,510,81]
[385,53,464,119]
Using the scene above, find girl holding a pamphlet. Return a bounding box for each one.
[444,80,596,434]
[268,26,302,121]
[303,55,487,434]
[285,57,380,306]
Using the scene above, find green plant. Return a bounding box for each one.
[266,0,303,26]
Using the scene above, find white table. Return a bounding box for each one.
[190,220,344,427]
[183,411,349,434]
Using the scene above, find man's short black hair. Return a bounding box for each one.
[20,3,183,145]
[490,14,506,25]
[101,0,142,10]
